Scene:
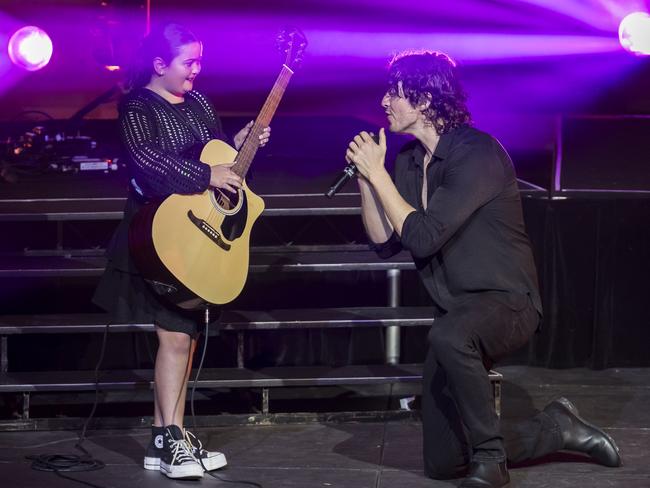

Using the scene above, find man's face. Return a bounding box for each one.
[381,81,420,134]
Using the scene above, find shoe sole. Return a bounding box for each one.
[553,397,622,467]
[146,454,228,472]
[200,454,227,471]
[160,461,204,480]
[144,456,160,471]
[459,476,510,487]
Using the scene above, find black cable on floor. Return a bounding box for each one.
[190,310,263,488]
[77,322,111,447]
[26,322,109,486]
[27,453,105,487]
[189,313,212,430]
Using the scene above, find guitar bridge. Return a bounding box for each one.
[187,210,231,251]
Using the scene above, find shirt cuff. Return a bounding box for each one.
[399,210,420,251]
[368,231,402,259]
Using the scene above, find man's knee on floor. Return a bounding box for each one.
[424,456,467,480]
[423,435,469,480]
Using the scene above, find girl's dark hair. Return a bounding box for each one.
[387,50,471,134]
[126,23,199,90]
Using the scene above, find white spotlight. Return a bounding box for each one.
[619,12,650,56]
[8,26,53,71]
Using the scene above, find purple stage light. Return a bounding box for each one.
[7,26,53,71]
[619,12,650,55]
[307,30,621,62]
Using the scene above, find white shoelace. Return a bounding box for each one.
[169,437,198,465]
[184,430,206,455]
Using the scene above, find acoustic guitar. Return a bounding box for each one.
[129,28,307,309]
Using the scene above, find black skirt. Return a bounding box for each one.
[92,195,203,336]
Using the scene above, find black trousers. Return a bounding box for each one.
[422,292,563,479]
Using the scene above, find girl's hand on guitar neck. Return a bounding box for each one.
[210,163,242,193]
[210,123,271,194]
[233,120,271,150]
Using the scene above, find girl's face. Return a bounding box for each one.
[157,41,202,98]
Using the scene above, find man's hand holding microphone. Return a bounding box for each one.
[325,129,386,198]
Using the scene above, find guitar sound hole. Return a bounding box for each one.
[214,188,240,211]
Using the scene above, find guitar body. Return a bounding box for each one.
[129,139,264,309]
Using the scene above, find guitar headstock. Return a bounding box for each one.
[277,27,308,70]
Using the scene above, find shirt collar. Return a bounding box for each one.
[433,127,456,160]
[411,142,427,168]
[411,125,461,168]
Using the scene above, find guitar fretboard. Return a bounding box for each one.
[233,65,294,179]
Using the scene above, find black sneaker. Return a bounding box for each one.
[159,425,203,480]
[143,426,228,472]
[184,429,228,471]
[143,425,165,471]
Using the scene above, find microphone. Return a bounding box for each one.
[325,133,379,198]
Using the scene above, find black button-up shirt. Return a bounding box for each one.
[372,125,542,316]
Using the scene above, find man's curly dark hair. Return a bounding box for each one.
[387,50,471,134]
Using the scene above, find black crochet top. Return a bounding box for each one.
[119,88,228,199]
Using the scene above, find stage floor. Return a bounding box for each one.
[0,365,648,487]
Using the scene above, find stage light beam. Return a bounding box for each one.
[7,26,53,71]
[619,12,650,55]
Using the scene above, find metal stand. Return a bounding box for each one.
[237,332,245,369]
[385,269,401,365]
[22,393,30,420]
[1,336,7,373]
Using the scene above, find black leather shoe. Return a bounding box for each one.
[459,461,509,488]
[543,397,622,467]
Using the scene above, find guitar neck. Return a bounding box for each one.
[233,65,294,179]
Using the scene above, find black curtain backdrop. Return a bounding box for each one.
[523,197,650,369]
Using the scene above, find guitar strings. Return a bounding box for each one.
[204,66,293,229]
[205,115,263,225]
